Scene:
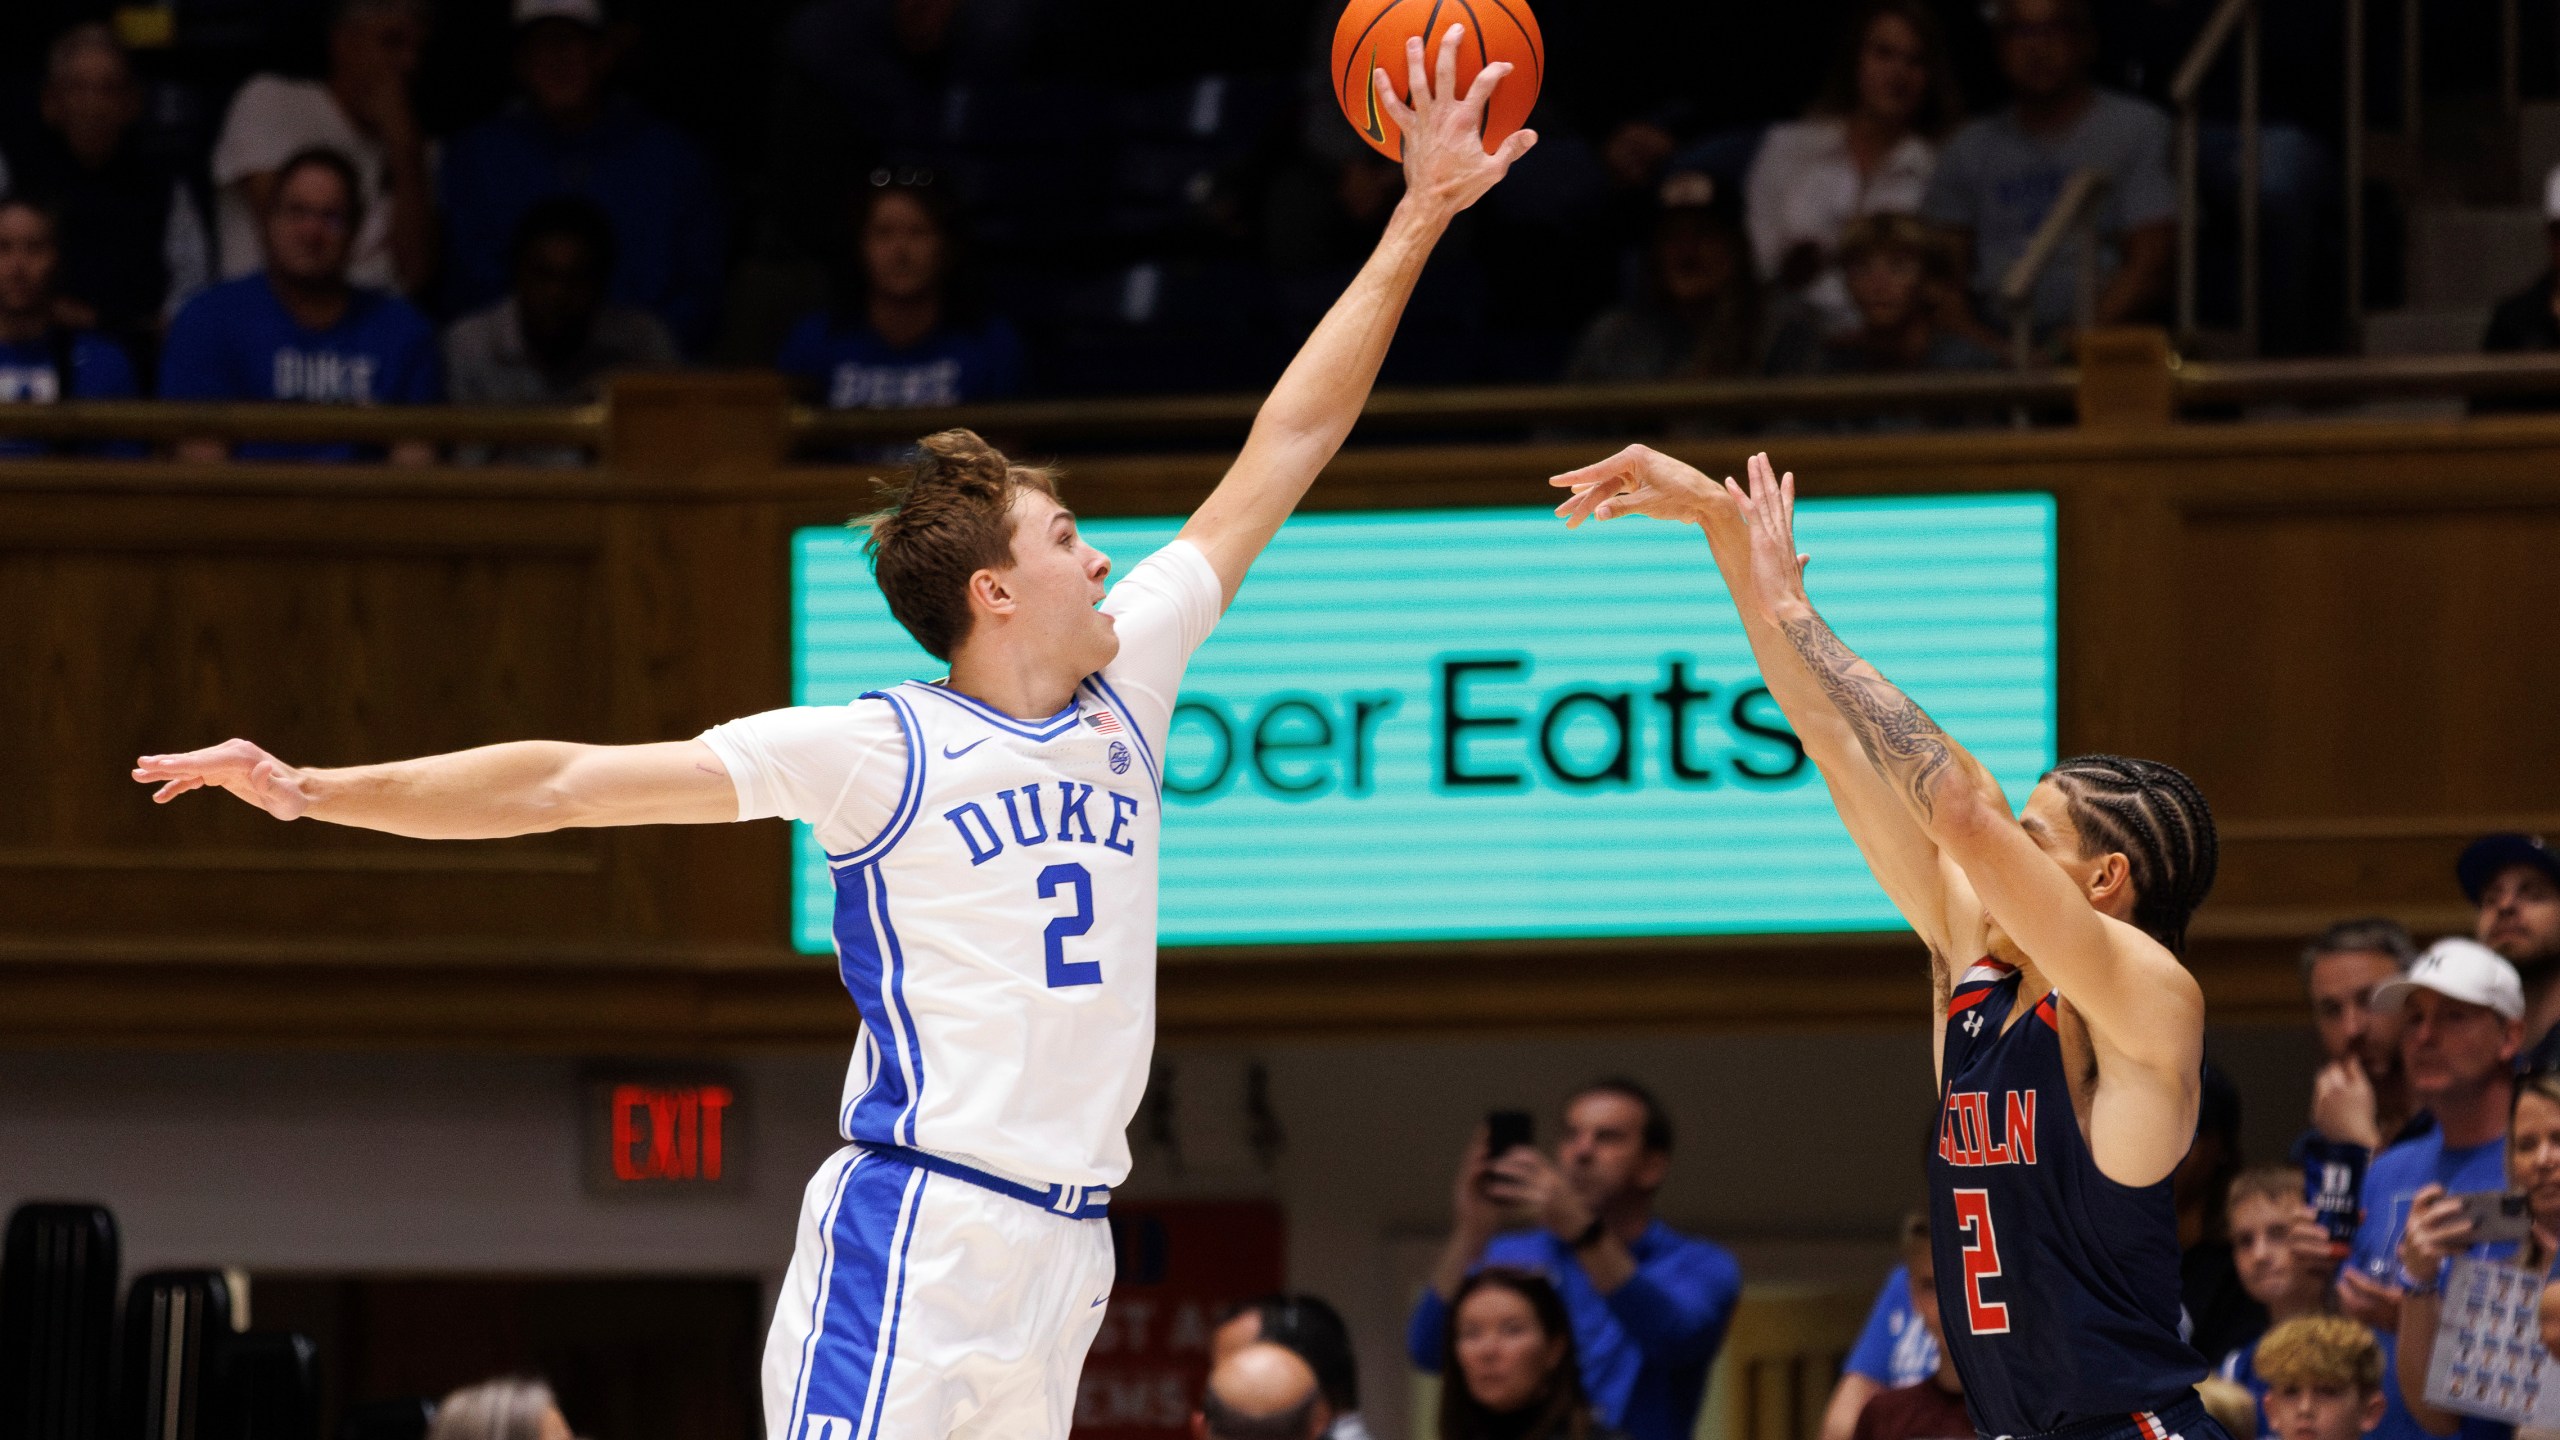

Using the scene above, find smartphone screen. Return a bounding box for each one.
[1485,1109,1534,1159]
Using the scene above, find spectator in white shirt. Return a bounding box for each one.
[1745,0,1964,338]
[209,0,436,296]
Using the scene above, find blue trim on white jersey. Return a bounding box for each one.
[827,691,926,868]
[792,1156,928,1440]
[906,680,1082,742]
[784,1151,865,1440]
[861,1142,1112,1219]
[1081,673,1161,798]
[836,864,927,1146]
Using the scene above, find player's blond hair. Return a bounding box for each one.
[2254,1315,2385,1394]
[2227,1164,2302,1216]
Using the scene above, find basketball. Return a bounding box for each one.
[1331,0,1543,161]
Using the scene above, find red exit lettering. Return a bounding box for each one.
[610,1084,733,1182]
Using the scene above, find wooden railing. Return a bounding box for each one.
[8,345,2560,1049]
[5,338,2560,456]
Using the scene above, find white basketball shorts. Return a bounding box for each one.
[762,1144,1116,1440]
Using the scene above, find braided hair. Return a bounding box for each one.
[2042,754,2219,954]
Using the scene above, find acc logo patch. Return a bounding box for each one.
[1108,741,1132,775]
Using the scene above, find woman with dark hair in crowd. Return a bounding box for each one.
[1440,1270,1628,1440]
[1745,0,1964,339]
[2393,1065,2560,1439]
[777,172,1022,412]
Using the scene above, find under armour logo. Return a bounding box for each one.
[1962,1009,1986,1037]
[802,1415,852,1440]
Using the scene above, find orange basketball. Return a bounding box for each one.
[1331,0,1543,161]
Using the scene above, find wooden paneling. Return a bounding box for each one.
[5,373,2560,1049]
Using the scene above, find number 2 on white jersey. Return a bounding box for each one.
[1038,863,1100,988]
[1950,1188,2011,1334]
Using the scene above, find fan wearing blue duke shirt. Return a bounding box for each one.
[1554,449,2224,1440]
[131,28,1534,1440]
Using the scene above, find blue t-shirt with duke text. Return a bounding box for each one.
[778,312,1024,411]
[1845,1265,1943,1387]
[159,275,439,461]
[0,330,138,457]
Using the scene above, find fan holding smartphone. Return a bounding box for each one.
[1405,1079,1745,1440]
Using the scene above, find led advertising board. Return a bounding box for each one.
[791,497,2055,949]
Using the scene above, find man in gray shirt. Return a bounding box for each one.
[443,194,673,461]
[1921,0,2175,346]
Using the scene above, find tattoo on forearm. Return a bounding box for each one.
[1778,613,1957,821]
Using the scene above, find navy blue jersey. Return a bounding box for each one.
[1928,959,2204,1436]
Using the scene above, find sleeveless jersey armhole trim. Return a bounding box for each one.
[909,679,1082,741]
[1081,673,1162,798]
[828,689,929,868]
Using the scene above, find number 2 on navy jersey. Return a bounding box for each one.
[1038,863,1101,987]
[1950,1188,2011,1334]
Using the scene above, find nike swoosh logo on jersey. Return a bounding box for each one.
[1090,1295,1111,1307]
[941,739,989,759]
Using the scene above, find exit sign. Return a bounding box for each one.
[582,1068,744,1195]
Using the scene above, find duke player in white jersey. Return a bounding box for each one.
[133,28,1531,1440]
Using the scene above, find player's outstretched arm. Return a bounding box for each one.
[133,736,738,838]
[1549,447,1971,971]
[1177,23,1534,607]
[1716,462,2205,1119]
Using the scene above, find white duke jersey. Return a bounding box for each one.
[702,540,1221,1190]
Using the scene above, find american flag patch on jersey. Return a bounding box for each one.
[1083,708,1124,735]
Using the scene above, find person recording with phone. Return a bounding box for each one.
[2391,1065,2560,1437]
[1409,1079,1742,1440]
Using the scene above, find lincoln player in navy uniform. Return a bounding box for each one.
[1553,449,2223,1440]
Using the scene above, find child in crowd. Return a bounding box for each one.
[2256,1316,2389,1440]
[2218,1166,2347,1434]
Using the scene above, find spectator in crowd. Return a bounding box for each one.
[2337,940,2522,1440]
[1197,1342,1330,1440]
[443,196,675,409]
[2394,1064,2560,1435]
[161,148,439,465]
[2,24,211,350]
[2094,0,2343,355]
[1920,0,2175,349]
[2478,172,2560,414]
[1210,1295,1371,1440]
[1845,1214,1968,1440]
[1411,1079,1741,1440]
[210,0,435,296]
[2301,919,2421,1155]
[1564,173,1758,387]
[1817,1214,1942,1440]
[1746,0,1964,340]
[1764,213,2002,397]
[779,177,1021,411]
[2182,1062,2270,1365]
[424,1377,572,1440]
[2456,834,2560,1045]
[0,197,140,457]
[2255,1317,2388,1440]
[2195,1378,2260,1440]
[1438,1270,1628,1440]
[438,0,724,354]
[2215,1166,2347,1431]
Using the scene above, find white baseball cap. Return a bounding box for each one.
[2374,937,2525,1021]
[513,0,603,26]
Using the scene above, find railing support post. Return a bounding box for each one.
[602,372,790,488]
[2077,327,2179,428]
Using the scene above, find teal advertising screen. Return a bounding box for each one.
[791,497,2056,949]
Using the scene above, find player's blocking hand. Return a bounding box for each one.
[1548,444,1725,528]
[132,738,315,820]
[1377,24,1536,219]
